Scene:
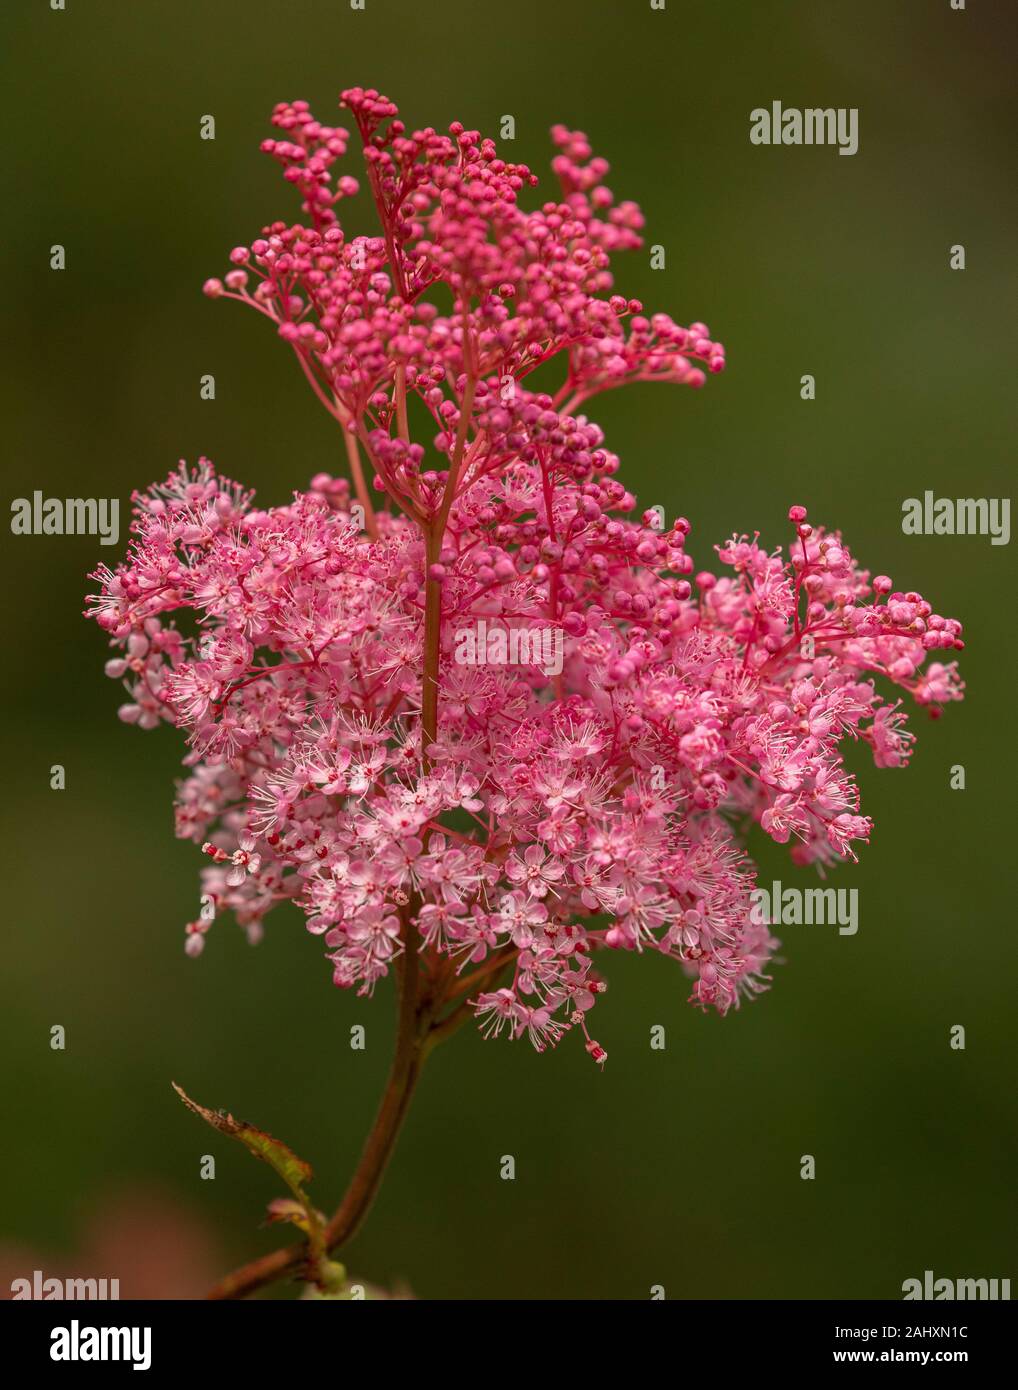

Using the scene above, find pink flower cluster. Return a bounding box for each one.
[87,89,964,1064]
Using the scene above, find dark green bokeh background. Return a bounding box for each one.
[2,0,1015,1298]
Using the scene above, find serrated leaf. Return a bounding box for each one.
[172,1082,328,1274]
[172,1082,312,1196]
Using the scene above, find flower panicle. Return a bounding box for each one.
[86,90,964,1065]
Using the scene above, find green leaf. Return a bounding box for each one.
[172,1082,313,1197]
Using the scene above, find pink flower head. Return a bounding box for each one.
[87,90,964,1065]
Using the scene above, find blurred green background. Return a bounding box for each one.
[2,0,1015,1299]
